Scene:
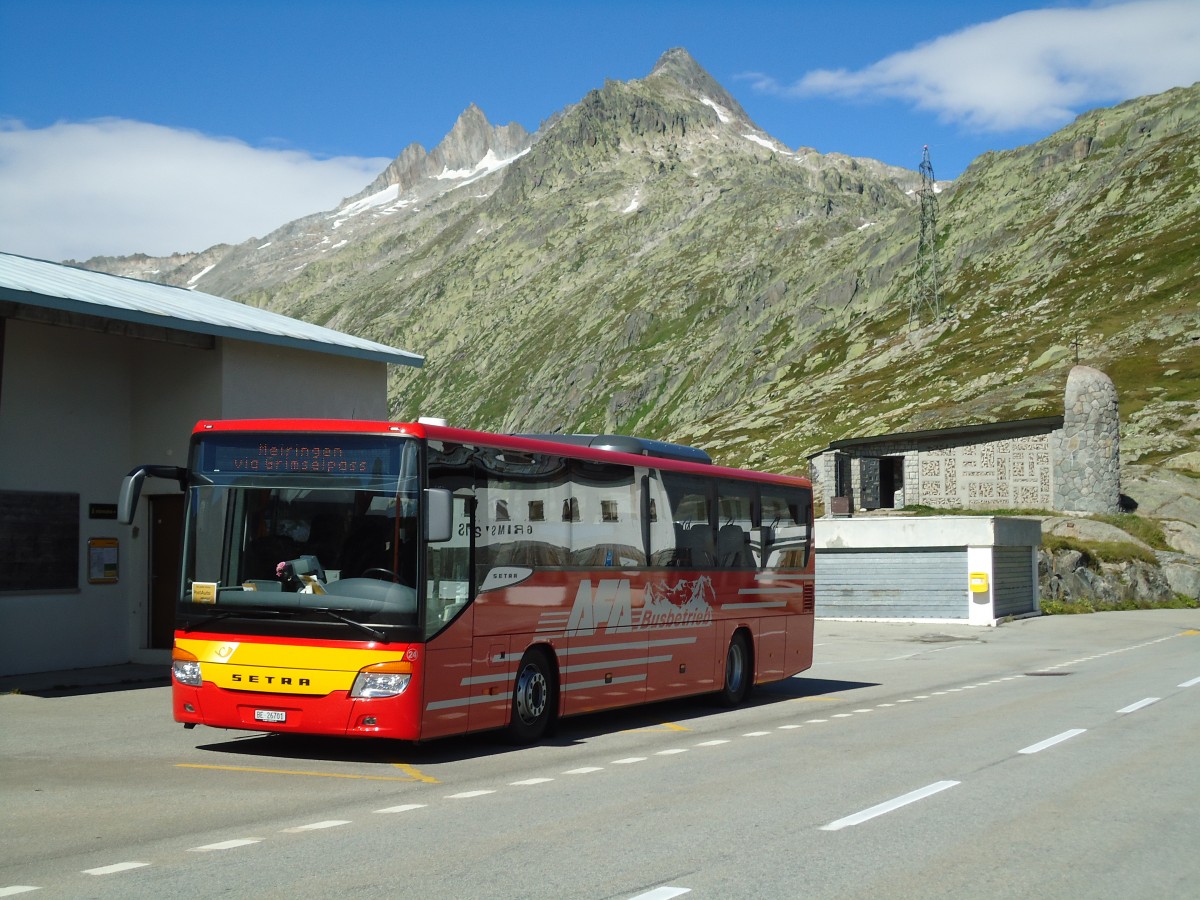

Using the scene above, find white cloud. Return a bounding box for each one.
[0,118,390,261]
[746,0,1200,132]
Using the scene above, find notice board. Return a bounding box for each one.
[0,490,79,592]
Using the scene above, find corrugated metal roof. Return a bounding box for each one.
[0,252,423,368]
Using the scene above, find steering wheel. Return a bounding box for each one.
[361,568,399,582]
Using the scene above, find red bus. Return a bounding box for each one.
[120,420,815,743]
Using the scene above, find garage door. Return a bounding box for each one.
[816,548,968,619]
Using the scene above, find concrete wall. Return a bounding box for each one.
[0,320,390,677]
[814,516,1042,625]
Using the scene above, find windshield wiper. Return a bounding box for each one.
[181,607,284,632]
[308,608,389,642]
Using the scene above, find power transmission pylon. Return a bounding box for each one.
[909,144,942,327]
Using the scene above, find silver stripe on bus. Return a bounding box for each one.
[563,636,697,656]
[561,674,647,691]
[459,671,518,687]
[426,694,509,711]
[737,586,805,595]
[562,654,673,674]
[719,601,788,610]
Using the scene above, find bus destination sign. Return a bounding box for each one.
[201,436,400,477]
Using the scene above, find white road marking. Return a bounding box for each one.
[656,748,688,755]
[510,778,553,786]
[82,862,150,875]
[564,767,603,775]
[446,790,496,799]
[374,803,427,813]
[697,738,731,744]
[1179,676,1200,688]
[1117,697,1160,714]
[629,887,691,900]
[283,820,350,832]
[1018,729,1087,754]
[743,731,771,736]
[821,781,960,831]
[612,757,647,764]
[190,838,261,851]
[0,888,41,897]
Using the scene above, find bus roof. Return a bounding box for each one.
[191,419,811,488]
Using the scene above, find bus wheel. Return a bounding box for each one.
[508,648,556,744]
[717,632,752,707]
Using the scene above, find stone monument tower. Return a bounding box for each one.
[1055,365,1121,513]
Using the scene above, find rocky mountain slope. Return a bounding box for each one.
[83,49,1199,492]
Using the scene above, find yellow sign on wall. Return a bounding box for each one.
[969,572,990,593]
[87,538,119,584]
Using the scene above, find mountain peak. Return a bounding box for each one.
[649,47,703,77]
[646,47,751,124]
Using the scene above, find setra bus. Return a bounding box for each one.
[119,419,815,743]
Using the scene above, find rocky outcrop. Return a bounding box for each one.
[1039,547,1182,605]
[1039,513,1199,605]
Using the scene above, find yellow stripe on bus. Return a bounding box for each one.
[177,638,411,695]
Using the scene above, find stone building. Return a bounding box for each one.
[809,366,1121,516]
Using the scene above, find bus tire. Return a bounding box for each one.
[716,632,752,707]
[507,647,556,744]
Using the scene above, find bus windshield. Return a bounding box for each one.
[182,433,421,629]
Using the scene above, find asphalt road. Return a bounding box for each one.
[2,609,1197,899]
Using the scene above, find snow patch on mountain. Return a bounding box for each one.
[700,96,732,124]
[436,147,530,186]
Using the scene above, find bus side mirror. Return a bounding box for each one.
[118,471,146,525]
[425,488,453,543]
[118,465,187,524]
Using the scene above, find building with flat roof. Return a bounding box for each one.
[0,252,422,676]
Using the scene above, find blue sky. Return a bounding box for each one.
[2,0,1198,261]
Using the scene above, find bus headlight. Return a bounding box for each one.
[172,648,202,687]
[351,661,413,698]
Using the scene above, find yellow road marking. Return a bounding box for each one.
[177,763,438,783]
[391,762,440,783]
[624,722,690,734]
[1182,630,1198,636]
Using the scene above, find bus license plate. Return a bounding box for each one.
[254,709,286,723]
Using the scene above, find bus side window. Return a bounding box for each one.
[567,460,644,567]
[761,489,812,568]
[657,472,714,568]
[717,482,755,568]
[424,493,474,635]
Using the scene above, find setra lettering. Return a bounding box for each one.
[230,673,312,686]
